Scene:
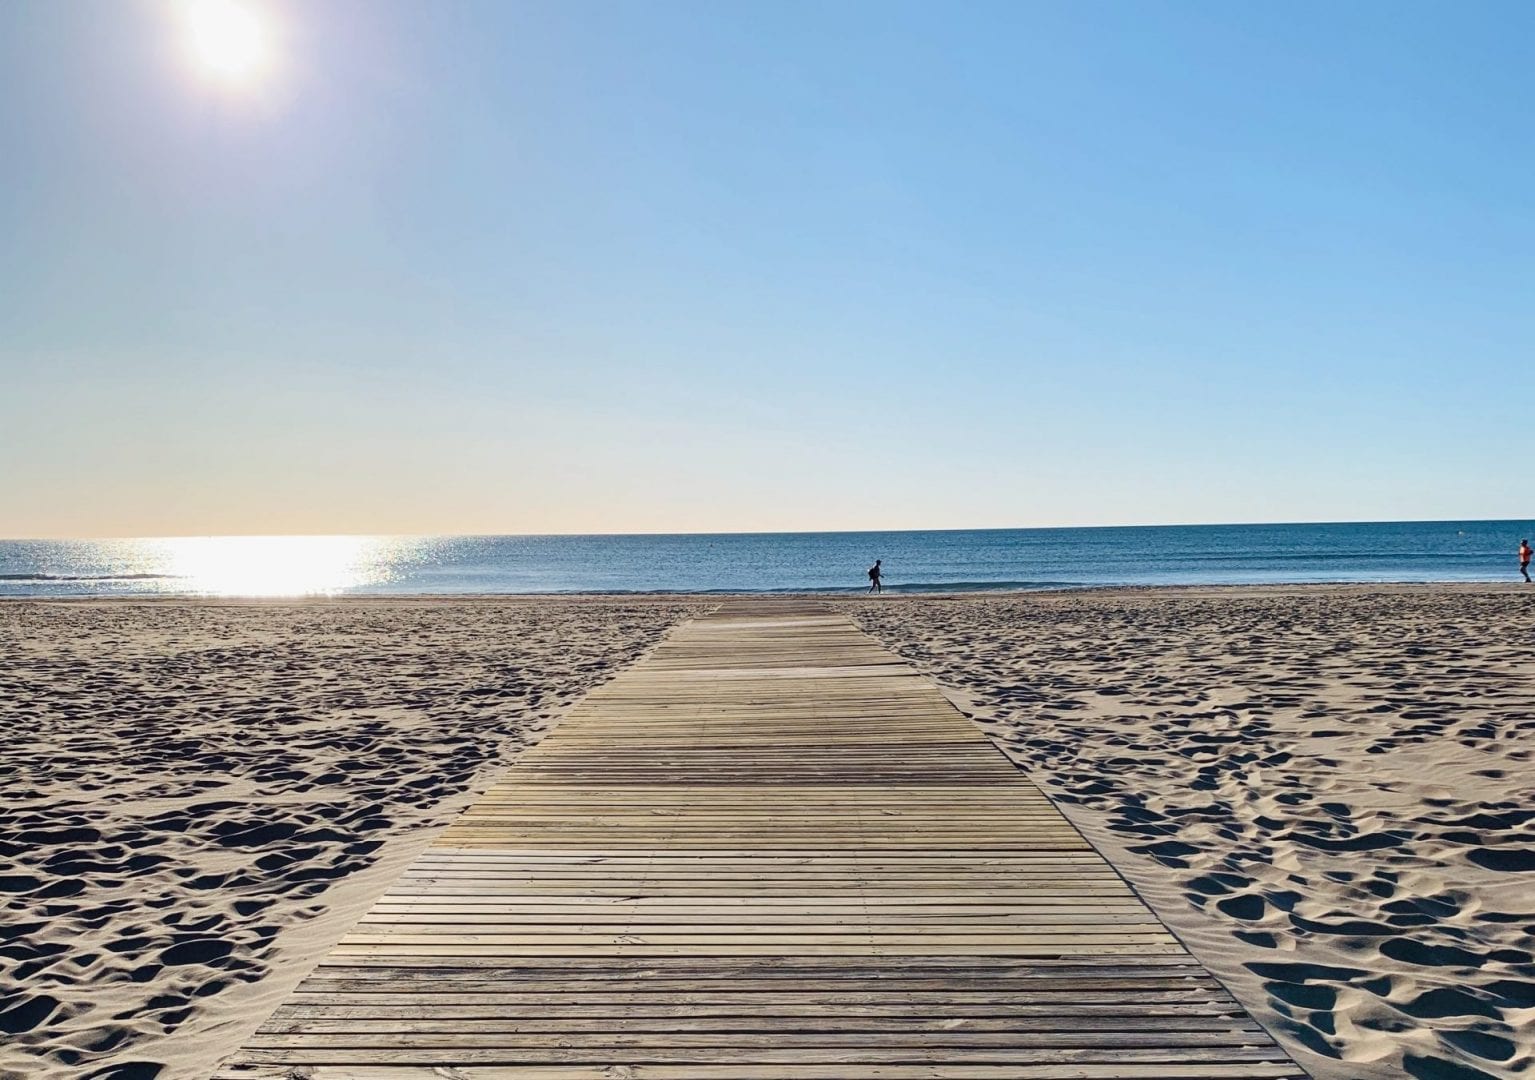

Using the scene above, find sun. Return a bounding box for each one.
[178,0,274,88]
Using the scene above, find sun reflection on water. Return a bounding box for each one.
[139,535,407,596]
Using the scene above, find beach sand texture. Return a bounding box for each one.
[0,598,704,1080]
[5,587,1534,1080]
[847,586,1535,1080]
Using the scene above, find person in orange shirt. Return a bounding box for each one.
[1520,539,1532,583]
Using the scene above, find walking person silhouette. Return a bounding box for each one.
[1520,539,1531,583]
[867,559,883,593]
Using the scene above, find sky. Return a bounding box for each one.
[2,0,1532,538]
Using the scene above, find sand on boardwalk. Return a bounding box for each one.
[845,585,1535,1080]
[0,597,705,1080]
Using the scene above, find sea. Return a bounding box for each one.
[0,521,1530,598]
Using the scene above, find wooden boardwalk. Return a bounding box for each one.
[216,601,1304,1079]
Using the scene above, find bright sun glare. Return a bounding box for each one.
[143,536,400,596]
[179,0,274,88]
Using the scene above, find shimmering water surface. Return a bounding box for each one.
[1,521,1530,598]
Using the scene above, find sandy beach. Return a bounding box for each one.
[0,598,705,1080]
[847,585,1535,1080]
[4,587,1534,1080]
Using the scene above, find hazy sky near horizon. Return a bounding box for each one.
[3,0,1532,538]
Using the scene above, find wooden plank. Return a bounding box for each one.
[274,1002,1249,1017]
[212,602,1301,1078]
[226,1045,1300,1065]
[214,1066,1306,1080]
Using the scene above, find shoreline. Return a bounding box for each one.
[5,578,1533,603]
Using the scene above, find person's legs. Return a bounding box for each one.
[1523,562,1530,583]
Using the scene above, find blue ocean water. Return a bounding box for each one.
[0,521,1530,598]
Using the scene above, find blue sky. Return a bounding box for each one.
[3,0,1531,537]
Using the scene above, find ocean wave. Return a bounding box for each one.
[533,580,1087,595]
[806,580,1084,594]
[0,573,181,582]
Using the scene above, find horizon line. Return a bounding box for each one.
[5,515,1533,543]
